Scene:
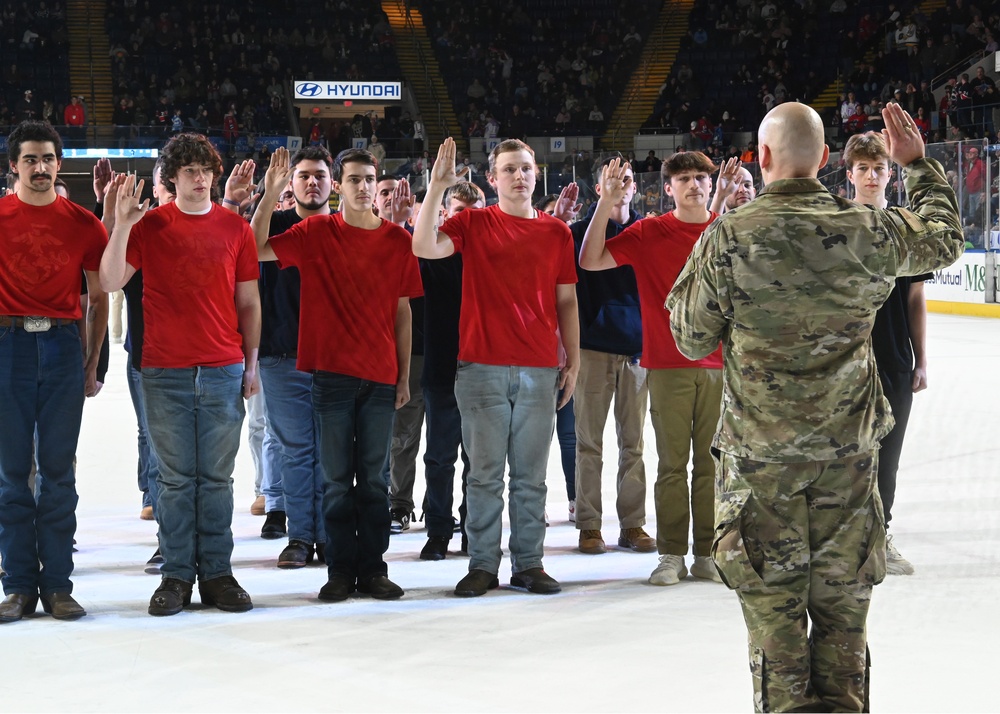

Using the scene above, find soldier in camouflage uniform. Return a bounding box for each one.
[665,102,963,712]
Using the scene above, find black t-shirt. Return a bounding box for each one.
[871,273,931,374]
[419,255,462,389]
[123,269,144,371]
[260,208,304,357]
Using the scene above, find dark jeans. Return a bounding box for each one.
[142,365,245,583]
[0,324,84,595]
[312,371,395,581]
[556,392,576,500]
[126,360,160,512]
[422,385,469,539]
[877,368,913,527]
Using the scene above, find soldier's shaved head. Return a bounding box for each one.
[757,103,829,183]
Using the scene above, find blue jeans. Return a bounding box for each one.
[126,360,160,512]
[259,356,324,544]
[248,389,284,510]
[422,385,469,539]
[312,372,395,580]
[142,365,245,583]
[454,362,559,575]
[0,324,84,595]
[556,392,576,500]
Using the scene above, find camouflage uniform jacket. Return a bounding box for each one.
[666,158,963,463]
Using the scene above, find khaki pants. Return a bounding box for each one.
[388,355,425,512]
[714,451,886,713]
[110,289,124,341]
[573,349,648,530]
[647,367,721,556]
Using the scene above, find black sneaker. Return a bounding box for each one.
[144,547,164,575]
[390,509,412,534]
[277,540,312,569]
[420,536,449,561]
[260,510,287,540]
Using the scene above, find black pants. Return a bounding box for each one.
[877,368,913,527]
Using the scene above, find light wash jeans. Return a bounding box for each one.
[248,388,283,511]
[454,362,559,575]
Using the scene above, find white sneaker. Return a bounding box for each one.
[885,534,914,576]
[648,554,687,586]
[690,555,723,583]
[568,500,576,523]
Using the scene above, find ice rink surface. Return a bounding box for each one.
[4,312,998,713]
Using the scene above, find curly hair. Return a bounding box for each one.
[7,120,63,163]
[159,133,224,195]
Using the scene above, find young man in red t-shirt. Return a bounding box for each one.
[101,133,261,617]
[581,151,724,586]
[254,147,422,602]
[413,138,580,597]
[0,121,108,623]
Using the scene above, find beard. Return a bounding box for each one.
[295,194,328,211]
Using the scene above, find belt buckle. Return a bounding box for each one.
[23,316,52,332]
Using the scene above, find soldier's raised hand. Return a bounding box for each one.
[882,102,925,167]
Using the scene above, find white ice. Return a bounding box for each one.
[4,312,998,713]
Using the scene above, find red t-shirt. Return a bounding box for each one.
[440,204,577,368]
[606,211,722,370]
[125,202,258,368]
[0,194,106,319]
[269,213,423,385]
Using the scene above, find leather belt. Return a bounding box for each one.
[0,316,74,332]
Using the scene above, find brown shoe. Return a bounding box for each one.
[618,527,657,553]
[250,495,265,516]
[140,506,154,521]
[578,529,607,554]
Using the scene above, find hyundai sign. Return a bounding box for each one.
[294,81,402,101]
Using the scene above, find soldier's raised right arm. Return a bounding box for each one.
[882,158,964,277]
[878,102,964,277]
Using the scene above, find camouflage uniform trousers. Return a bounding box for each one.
[713,451,887,713]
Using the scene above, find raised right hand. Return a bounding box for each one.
[264,146,292,197]
[115,174,150,228]
[598,157,630,204]
[430,137,468,189]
